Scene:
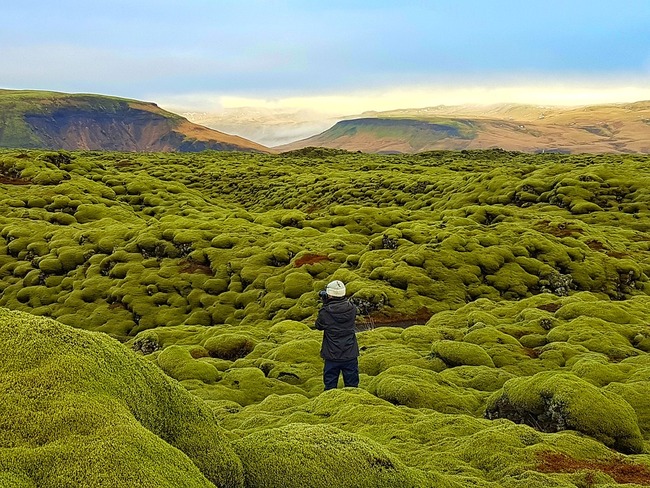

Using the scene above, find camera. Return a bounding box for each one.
[318,290,328,302]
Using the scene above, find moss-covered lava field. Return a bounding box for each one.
[2,147,650,486]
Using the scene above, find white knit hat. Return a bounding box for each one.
[326,280,346,297]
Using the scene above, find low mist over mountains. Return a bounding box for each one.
[182,107,340,147]
[0,90,269,153]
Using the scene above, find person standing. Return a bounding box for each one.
[315,280,359,390]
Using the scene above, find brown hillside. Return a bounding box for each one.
[278,101,650,154]
[0,90,271,153]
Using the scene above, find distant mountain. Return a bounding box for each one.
[277,101,650,154]
[0,89,270,152]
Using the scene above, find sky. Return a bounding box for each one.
[2,0,650,115]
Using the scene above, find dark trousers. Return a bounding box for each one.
[323,358,359,390]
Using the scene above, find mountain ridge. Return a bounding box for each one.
[276,100,650,153]
[4,90,650,154]
[0,89,270,153]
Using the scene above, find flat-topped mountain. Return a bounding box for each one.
[0,89,270,152]
[277,101,650,153]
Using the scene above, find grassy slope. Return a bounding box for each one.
[279,101,650,153]
[0,89,270,152]
[2,148,650,486]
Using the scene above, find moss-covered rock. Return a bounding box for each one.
[0,307,243,487]
[204,333,257,361]
[430,340,495,367]
[188,367,305,406]
[282,271,314,299]
[156,345,221,383]
[234,423,429,488]
[546,316,637,360]
[368,365,486,415]
[485,371,644,454]
[438,365,516,392]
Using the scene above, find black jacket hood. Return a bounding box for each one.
[324,298,356,323]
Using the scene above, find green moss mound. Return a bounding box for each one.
[156,344,221,383]
[0,308,243,488]
[205,333,257,360]
[368,365,486,415]
[234,423,430,488]
[485,371,644,454]
[431,340,495,367]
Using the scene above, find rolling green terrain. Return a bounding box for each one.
[2,147,650,486]
[0,89,269,153]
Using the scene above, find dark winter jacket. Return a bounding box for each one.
[315,297,359,361]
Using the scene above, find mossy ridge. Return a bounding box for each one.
[368,364,488,415]
[0,307,243,488]
[234,423,436,488]
[220,388,645,487]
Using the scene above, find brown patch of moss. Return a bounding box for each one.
[180,260,213,275]
[607,251,630,259]
[536,452,650,485]
[368,308,432,327]
[535,220,582,238]
[0,175,31,185]
[586,240,605,251]
[294,253,330,267]
[522,347,540,358]
[536,303,562,313]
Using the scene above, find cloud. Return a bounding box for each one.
[1,44,167,93]
[5,1,650,109]
[155,79,650,116]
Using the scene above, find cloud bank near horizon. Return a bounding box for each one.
[157,81,650,116]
